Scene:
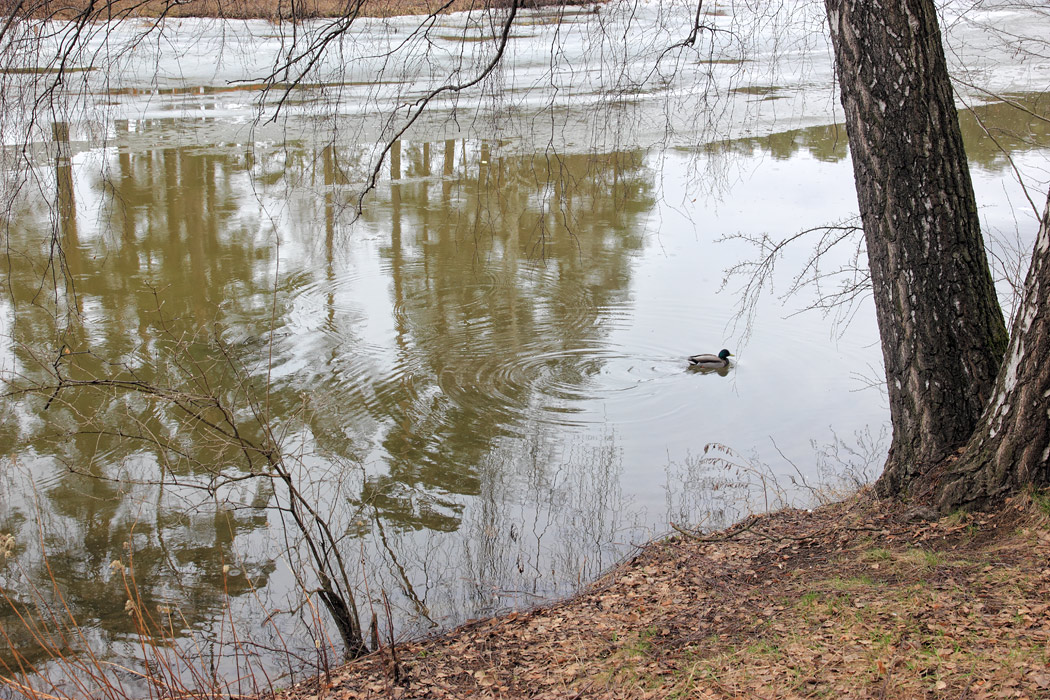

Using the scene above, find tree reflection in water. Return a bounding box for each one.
[0,121,658,679]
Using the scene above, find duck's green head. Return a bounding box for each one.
[718,349,733,361]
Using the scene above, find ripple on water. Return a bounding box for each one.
[276,265,753,441]
[411,295,711,433]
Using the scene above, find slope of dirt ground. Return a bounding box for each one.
[278,490,1050,700]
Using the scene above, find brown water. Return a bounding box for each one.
[0,95,1047,685]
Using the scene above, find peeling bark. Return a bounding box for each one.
[823,0,1009,497]
[937,190,1050,511]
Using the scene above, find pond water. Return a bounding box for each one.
[1,1,1049,691]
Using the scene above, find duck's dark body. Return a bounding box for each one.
[688,348,733,368]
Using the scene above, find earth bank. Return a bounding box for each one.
[275,490,1050,699]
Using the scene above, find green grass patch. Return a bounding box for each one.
[1030,488,1050,518]
[864,547,894,562]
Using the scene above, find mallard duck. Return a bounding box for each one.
[688,348,733,368]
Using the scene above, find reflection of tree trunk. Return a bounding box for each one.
[420,142,431,177]
[184,153,209,319]
[420,142,431,243]
[323,145,336,327]
[54,122,76,238]
[823,0,1009,498]
[936,190,1050,510]
[115,121,137,249]
[390,141,407,351]
[53,122,83,311]
[390,139,401,183]
[433,140,456,290]
[442,139,454,206]
[465,141,484,250]
[550,160,563,261]
[203,152,219,279]
[479,142,490,193]
[111,124,152,347]
[164,148,181,245]
[502,154,521,343]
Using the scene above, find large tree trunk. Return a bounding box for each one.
[936,191,1050,511]
[824,0,1009,497]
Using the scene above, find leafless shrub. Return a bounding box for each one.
[1,290,371,666]
[775,426,887,505]
[666,428,886,529]
[0,510,328,699]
